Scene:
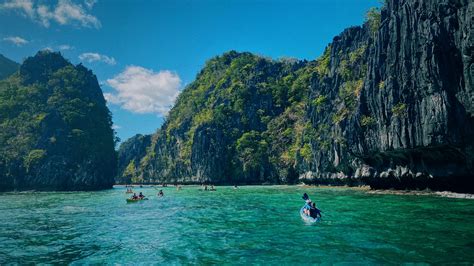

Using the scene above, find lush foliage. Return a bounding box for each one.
[361,115,376,127]
[116,134,151,184]
[124,5,380,184]
[366,7,381,34]
[392,103,407,117]
[0,51,117,191]
[236,131,268,175]
[134,51,320,183]
[378,80,385,90]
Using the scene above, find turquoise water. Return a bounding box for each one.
[1,186,473,264]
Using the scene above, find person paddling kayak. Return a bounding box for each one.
[309,202,322,219]
[301,193,322,221]
[302,193,312,216]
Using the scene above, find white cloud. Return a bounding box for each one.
[1,0,101,28]
[103,92,121,104]
[1,0,34,17]
[3,36,28,46]
[112,124,121,130]
[58,44,73,50]
[79,52,116,65]
[84,0,96,9]
[105,66,182,116]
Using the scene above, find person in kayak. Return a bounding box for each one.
[131,193,138,200]
[158,190,164,197]
[138,192,145,199]
[302,193,310,213]
[302,193,315,216]
[309,203,322,219]
[304,204,311,216]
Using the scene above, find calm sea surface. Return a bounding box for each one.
[0,186,473,264]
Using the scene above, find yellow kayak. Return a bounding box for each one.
[126,198,148,203]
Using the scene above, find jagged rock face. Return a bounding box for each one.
[126,0,473,192]
[362,0,473,152]
[139,52,309,184]
[358,0,474,191]
[459,0,474,115]
[304,0,474,192]
[116,134,151,184]
[140,127,201,184]
[0,51,117,191]
[191,124,229,183]
[304,25,371,184]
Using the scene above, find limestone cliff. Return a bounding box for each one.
[122,0,473,192]
[0,51,117,191]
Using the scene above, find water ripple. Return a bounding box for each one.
[0,186,473,264]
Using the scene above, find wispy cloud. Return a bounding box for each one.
[1,0,34,17]
[105,66,182,116]
[0,0,101,28]
[58,44,73,50]
[79,52,116,65]
[84,0,96,9]
[3,36,28,46]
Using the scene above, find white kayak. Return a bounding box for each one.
[300,206,319,223]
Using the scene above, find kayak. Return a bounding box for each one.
[126,198,148,203]
[300,206,319,223]
[125,191,133,194]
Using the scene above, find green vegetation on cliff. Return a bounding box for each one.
[134,51,324,184]
[124,16,375,185]
[119,1,474,192]
[117,134,151,184]
[0,51,117,191]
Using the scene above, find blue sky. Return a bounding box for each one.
[0,0,380,143]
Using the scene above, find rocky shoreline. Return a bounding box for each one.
[368,189,474,199]
[113,183,474,200]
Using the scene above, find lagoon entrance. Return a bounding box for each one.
[1,186,473,264]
